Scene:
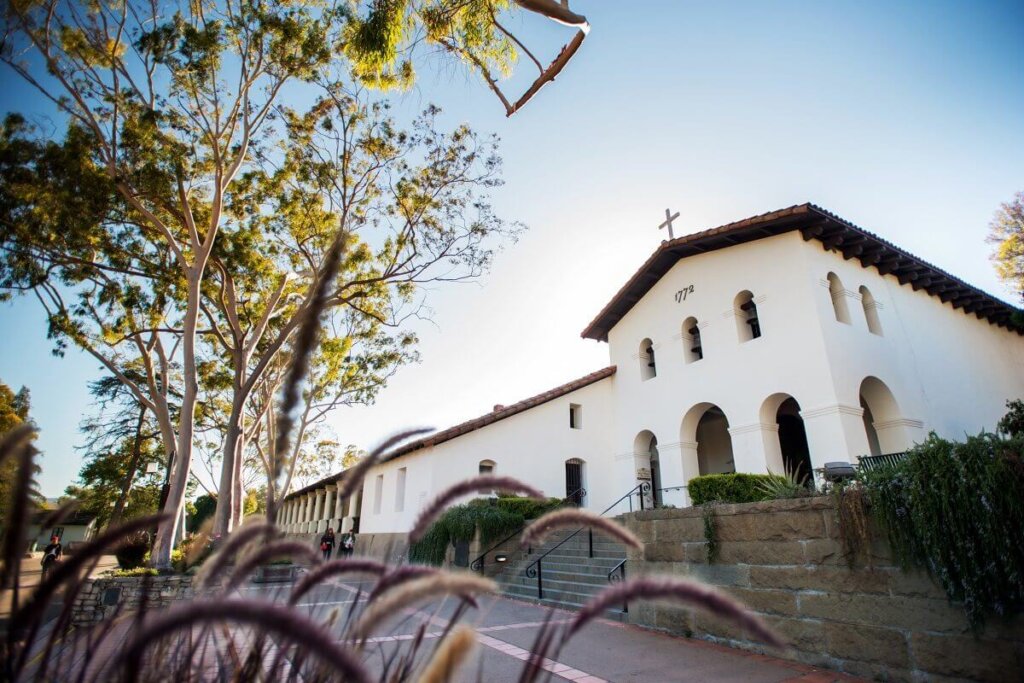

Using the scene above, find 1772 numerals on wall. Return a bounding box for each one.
[674,285,695,303]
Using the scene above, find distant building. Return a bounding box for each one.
[278,204,1024,551]
[28,509,98,552]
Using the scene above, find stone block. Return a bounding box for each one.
[653,605,693,635]
[644,541,685,562]
[683,562,750,588]
[716,511,828,542]
[683,542,708,564]
[910,632,1024,682]
[839,658,915,682]
[824,621,910,669]
[801,539,846,566]
[799,593,971,634]
[748,565,891,595]
[727,587,799,617]
[760,615,827,653]
[654,516,704,542]
[888,569,948,600]
[716,540,806,565]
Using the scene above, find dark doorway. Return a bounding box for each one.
[777,398,812,484]
[649,437,662,507]
[565,459,584,505]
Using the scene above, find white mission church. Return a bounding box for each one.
[278,203,1024,548]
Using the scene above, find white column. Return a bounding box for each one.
[872,418,924,454]
[652,442,687,508]
[333,484,345,524]
[286,500,296,531]
[322,488,335,532]
[315,489,327,533]
[678,440,700,507]
[727,422,777,475]
[302,493,314,533]
[800,404,872,470]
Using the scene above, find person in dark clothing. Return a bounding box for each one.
[41,535,62,581]
[320,528,336,560]
[340,530,355,558]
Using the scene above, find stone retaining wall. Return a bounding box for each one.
[72,574,198,626]
[621,497,1023,682]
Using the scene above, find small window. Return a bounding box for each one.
[827,272,851,324]
[395,468,407,513]
[682,317,703,363]
[569,403,582,429]
[373,474,384,514]
[478,459,495,475]
[859,286,883,335]
[639,338,657,380]
[734,290,761,342]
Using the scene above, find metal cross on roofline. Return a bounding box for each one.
[659,208,681,240]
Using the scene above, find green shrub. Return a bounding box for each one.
[115,531,151,569]
[408,501,524,566]
[494,495,563,520]
[106,567,160,578]
[861,431,1024,629]
[687,473,784,505]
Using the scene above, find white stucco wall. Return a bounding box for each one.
[358,376,616,534]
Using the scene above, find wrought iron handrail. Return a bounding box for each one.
[523,482,650,599]
[469,487,586,573]
[608,558,628,612]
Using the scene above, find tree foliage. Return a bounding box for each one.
[0,380,36,517]
[988,191,1024,302]
[0,0,531,567]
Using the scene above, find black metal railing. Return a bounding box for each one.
[469,487,586,574]
[652,485,687,507]
[608,558,628,612]
[523,482,650,600]
[858,452,908,472]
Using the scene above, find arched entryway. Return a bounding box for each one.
[776,398,812,483]
[680,403,735,476]
[859,376,910,455]
[565,458,586,506]
[633,430,662,507]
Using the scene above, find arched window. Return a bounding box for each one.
[682,317,702,363]
[827,272,851,324]
[639,338,657,380]
[478,459,495,475]
[734,290,762,342]
[859,286,883,335]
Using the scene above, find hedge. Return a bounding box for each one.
[687,473,782,505]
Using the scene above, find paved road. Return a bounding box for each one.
[245,579,862,683]
[0,553,118,618]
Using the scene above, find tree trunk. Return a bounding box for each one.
[108,406,147,528]
[212,402,243,536]
[151,275,202,568]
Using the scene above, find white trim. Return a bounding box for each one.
[799,403,864,420]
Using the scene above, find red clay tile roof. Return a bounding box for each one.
[380,365,617,464]
[581,203,1023,341]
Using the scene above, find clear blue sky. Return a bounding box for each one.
[2,0,1022,496]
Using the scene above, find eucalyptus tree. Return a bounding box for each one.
[0,0,567,566]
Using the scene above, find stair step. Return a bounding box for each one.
[499,576,612,595]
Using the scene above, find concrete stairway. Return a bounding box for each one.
[489,529,628,621]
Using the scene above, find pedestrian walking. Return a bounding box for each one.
[320,527,336,560]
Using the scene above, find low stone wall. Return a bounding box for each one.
[72,574,198,627]
[621,497,1023,682]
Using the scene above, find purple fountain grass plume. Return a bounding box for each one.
[409,475,545,543]
[418,625,476,683]
[567,576,783,647]
[1,425,37,593]
[368,564,440,599]
[351,573,497,641]
[289,558,388,605]
[195,521,277,589]
[104,599,372,683]
[337,427,435,501]
[220,540,323,593]
[9,514,169,676]
[519,508,642,550]
[271,230,348,496]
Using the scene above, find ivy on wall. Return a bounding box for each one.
[408,500,524,566]
[861,429,1024,629]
